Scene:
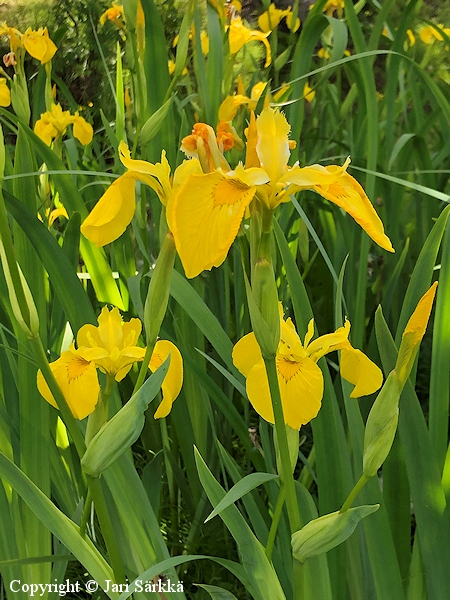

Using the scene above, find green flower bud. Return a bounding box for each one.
[363,371,401,477]
[292,505,379,563]
[250,257,280,358]
[82,358,169,477]
[144,231,176,346]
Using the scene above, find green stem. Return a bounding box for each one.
[264,357,301,533]
[86,375,115,445]
[340,473,370,513]
[265,482,286,560]
[133,232,176,395]
[87,475,126,584]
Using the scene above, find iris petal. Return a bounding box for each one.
[149,340,183,418]
[340,343,383,398]
[80,172,137,247]
[232,332,263,377]
[170,172,256,278]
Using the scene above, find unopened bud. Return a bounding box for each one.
[363,371,401,477]
[82,357,169,477]
[292,504,379,563]
[250,257,280,358]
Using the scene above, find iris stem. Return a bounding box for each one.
[265,482,286,560]
[87,475,126,584]
[263,357,301,533]
[340,473,370,513]
[133,232,176,395]
[86,374,115,445]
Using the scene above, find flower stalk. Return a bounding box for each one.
[264,356,301,533]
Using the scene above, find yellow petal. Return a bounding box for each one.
[246,356,323,429]
[218,95,250,122]
[339,342,383,397]
[286,160,394,252]
[278,356,324,428]
[73,115,93,145]
[150,340,183,418]
[119,141,168,199]
[23,28,57,63]
[232,332,262,377]
[96,306,125,353]
[305,320,350,361]
[0,78,11,107]
[258,5,288,33]
[256,108,291,182]
[80,172,137,246]
[34,119,56,145]
[170,172,256,278]
[244,111,260,169]
[37,349,99,419]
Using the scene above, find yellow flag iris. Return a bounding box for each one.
[233,313,383,430]
[170,106,394,278]
[37,307,183,420]
[227,16,272,67]
[0,23,57,63]
[34,103,93,146]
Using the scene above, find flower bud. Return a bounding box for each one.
[250,257,280,358]
[363,371,401,477]
[292,504,379,563]
[82,357,169,477]
[144,231,176,346]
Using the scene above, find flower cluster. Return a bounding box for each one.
[34,103,93,146]
[37,307,183,420]
[81,106,393,281]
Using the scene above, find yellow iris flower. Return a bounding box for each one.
[22,27,57,63]
[233,312,383,430]
[418,24,450,44]
[99,3,126,28]
[227,16,272,67]
[80,141,202,247]
[34,103,93,146]
[0,78,11,107]
[0,23,57,63]
[37,307,183,420]
[170,107,394,279]
[258,3,300,33]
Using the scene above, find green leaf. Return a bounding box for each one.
[140,96,175,147]
[205,472,278,523]
[3,191,96,332]
[375,308,450,598]
[194,448,286,600]
[195,584,238,599]
[0,452,119,599]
